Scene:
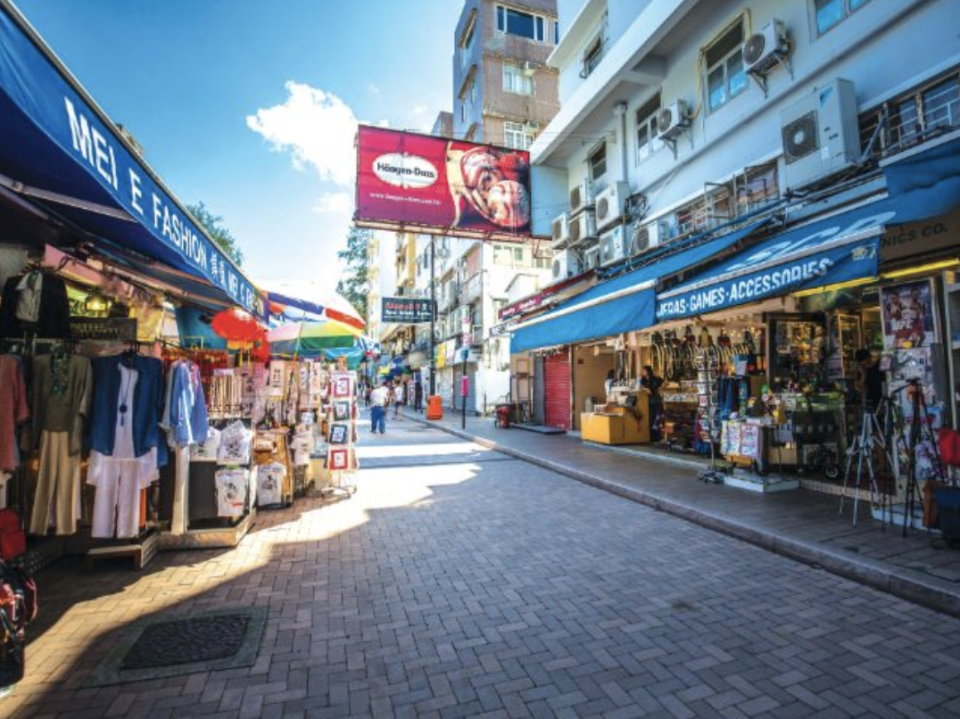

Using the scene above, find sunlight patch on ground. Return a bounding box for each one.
[355,442,490,459]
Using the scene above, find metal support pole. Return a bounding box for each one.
[462,354,467,430]
[429,235,436,396]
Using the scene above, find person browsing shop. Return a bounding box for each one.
[370,382,388,434]
[640,365,664,441]
[855,349,884,411]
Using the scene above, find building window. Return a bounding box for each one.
[460,101,466,123]
[705,21,747,113]
[588,143,607,180]
[513,247,524,262]
[496,5,546,42]
[581,34,604,78]
[460,12,476,71]
[504,121,534,150]
[503,63,534,95]
[470,79,477,106]
[635,92,661,163]
[858,72,960,158]
[493,244,510,265]
[814,0,871,36]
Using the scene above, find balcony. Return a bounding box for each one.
[460,273,482,304]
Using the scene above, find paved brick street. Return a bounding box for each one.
[6,420,960,718]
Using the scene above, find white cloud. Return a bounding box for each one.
[312,192,353,214]
[247,81,357,186]
[411,105,428,116]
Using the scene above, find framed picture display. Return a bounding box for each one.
[328,447,349,471]
[328,423,349,445]
[881,279,938,349]
[331,372,353,398]
[332,400,351,421]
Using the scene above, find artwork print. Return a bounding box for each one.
[331,373,353,398]
[329,423,349,445]
[881,280,938,349]
[332,401,351,421]
[328,447,349,471]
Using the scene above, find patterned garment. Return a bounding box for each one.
[215,468,249,517]
[217,421,252,466]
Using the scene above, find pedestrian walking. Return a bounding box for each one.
[364,380,372,408]
[370,382,388,434]
[394,380,405,420]
[414,378,423,413]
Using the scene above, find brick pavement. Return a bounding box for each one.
[4,420,960,718]
[413,408,960,619]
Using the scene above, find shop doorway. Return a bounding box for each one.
[572,345,615,431]
[544,350,572,430]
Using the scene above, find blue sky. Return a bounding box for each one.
[13,0,464,291]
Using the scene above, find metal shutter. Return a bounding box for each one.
[543,350,572,429]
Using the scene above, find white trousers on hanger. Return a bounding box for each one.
[87,449,158,539]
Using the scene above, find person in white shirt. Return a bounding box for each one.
[393,381,405,420]
[370,383,388,434]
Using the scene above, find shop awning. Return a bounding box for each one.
[510,218,770,353]
[656,139,960,323]
[0,3,266,319]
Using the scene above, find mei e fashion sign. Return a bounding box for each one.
[381,297,434,324]
[355,126,532,240]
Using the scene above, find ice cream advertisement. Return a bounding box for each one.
[355,125,531,238]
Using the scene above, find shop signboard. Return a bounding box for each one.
[381,297,434,324]
[881,209,960,263]
[355,126,532,240]
[0,9,265,318]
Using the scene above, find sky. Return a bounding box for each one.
[12,0,465,293]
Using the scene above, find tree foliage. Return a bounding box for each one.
[187,201,244,266]
[337,226,370,320]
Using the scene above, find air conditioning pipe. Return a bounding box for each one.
[614,101,629,184]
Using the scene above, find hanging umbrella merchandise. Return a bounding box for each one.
[268,317,365,355]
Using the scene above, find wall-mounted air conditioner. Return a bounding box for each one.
[569,179,595,215]
[599,226,628,266]
[656,100,689,140]
[552,249,582,282]
[567,210,598,247]
[582,245,601,271]
[780,78,859,190]
[595,181,631,231]
[551,212,570,249]
[631,221,663,255]
[744,19,789,75]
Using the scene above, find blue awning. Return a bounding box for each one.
[510,218,769,353]
[657,141,960,322]
[0,5,266,319]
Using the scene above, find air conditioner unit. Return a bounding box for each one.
[582,245,601,271]
[780,78,859,190]
[569,179,595,215]
[551,212,570,249]
[595,181,631,231]
[522,60,537,76]
[744,19,789,75]
[599,226,628,266]
[525,119,541,131]
[656,100,689,140]
[567,210,598,247]
[631,221,663,255]
[552,249,582,281]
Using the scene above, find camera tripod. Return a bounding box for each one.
[839,397,896,527]
[893,378,944,536]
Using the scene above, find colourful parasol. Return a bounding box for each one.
[267,317,364,355]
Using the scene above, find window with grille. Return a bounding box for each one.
[705,21,747,113]
[858,71,960,158]
[635,92,662,163]
[582,34,604,78]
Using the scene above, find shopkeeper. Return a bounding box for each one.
[854,349,884,411]
[640,365,663,441]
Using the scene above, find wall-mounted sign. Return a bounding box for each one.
[381,297,434,324]
[355,126,532,240]
[69,317,137,342]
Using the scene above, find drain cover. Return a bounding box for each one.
[87,607,268,686]
[121,614,251,670]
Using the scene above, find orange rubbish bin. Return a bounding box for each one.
[427,395,443,420]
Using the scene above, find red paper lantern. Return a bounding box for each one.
[211,308,263,342]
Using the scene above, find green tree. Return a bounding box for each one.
[337,226,370,320]
[187,201,244,266]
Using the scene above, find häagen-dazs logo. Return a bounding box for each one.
[373,153,438,189]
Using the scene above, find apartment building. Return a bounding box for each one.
[507,0,960,431]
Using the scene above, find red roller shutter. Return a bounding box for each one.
[543,350,571,429]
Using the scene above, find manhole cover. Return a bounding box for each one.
[121,614,251,670]
[87,607,268,686]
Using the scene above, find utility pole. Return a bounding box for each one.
[429,235,436,396]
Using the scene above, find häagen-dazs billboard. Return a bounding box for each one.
[355,126,531,239]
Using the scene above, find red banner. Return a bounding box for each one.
[355,126,531,238]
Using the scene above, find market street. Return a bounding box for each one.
[7,419,960,719]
